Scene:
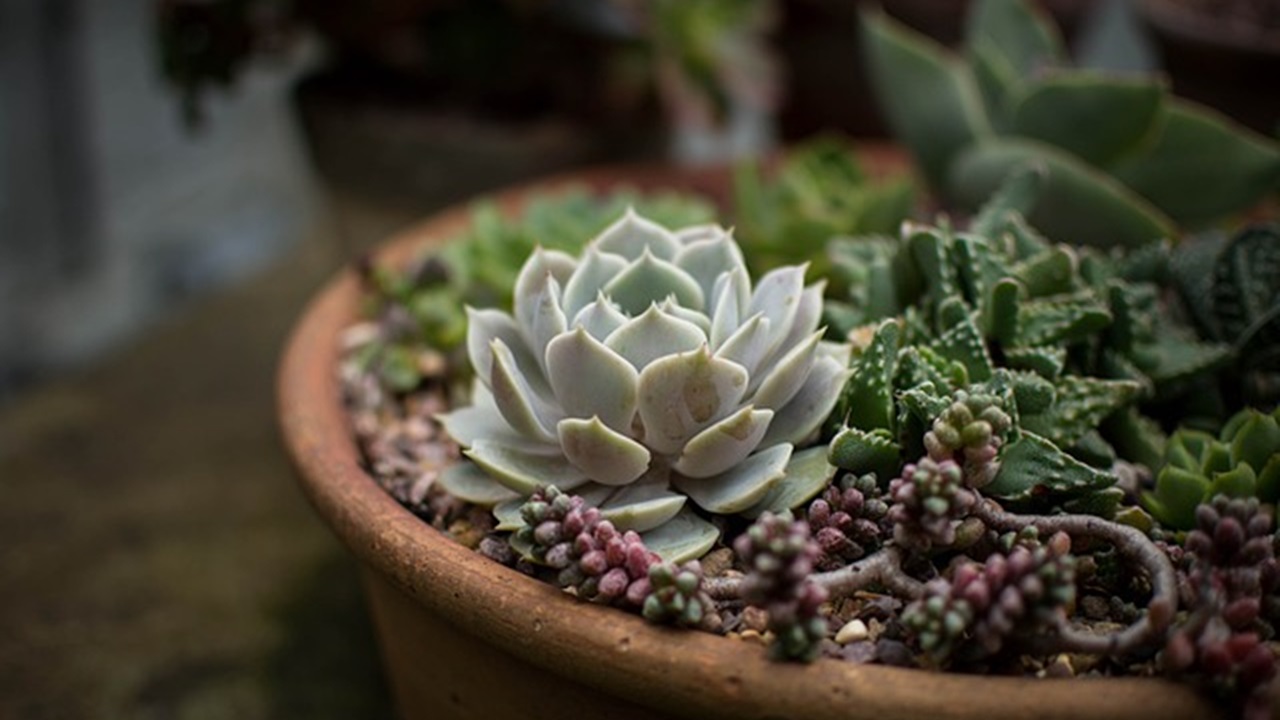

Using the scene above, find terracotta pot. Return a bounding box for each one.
[277,149,1221,720]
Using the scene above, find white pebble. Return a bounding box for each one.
[835,619,869,644]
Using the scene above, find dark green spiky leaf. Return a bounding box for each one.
[1020,375,1140,448]
[1112,100,1280,227]
[1012,73,1165,168]
[1003,345,1065,379]
[1212,223,1280,345]
[931,313,994,382]
[986,431,1117,501]
[1012,246,1077,298]
[828,426,902,480]
[908,226,962,311]
[1008,370,1056,415]
[949,138,1175,247]
[861,8,991,189]
[841,320,901,432]
[1016,292,1112,345]
[894,346,963,392]
[1135,331,1232,386]
[983,278,1023,344]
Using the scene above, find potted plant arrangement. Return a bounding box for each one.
[278,2,1280,718]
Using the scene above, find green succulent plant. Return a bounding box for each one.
[351,189,716,393]
[1169,223,1280,408]
[861,0,1280,248]
[1143,407,1280,531]
[437,210,849,561]
[732,137,915,276]
[823,175,1233,516]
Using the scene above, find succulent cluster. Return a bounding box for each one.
[922,391,1011,488]
[517,486,659,607]
[886,458,979,553]
[862,0,1280,248]
[438,208,850,558]
[643,560,721,631]
[1164,496,1279,718]
[823,169,1233,519]
[904,531,1077,663]
[735,512,830,662]
[1145,408,1280,530]
[806,473,888,570]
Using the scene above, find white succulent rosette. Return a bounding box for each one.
[438,209,851,560]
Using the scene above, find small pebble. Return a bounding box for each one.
[835,619,869,644]
[741,606,770,633]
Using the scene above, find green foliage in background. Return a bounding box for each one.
[860,0,1280,248]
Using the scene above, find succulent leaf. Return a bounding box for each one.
[637,347,749,454]
[545,327,638,431]
[673,407,774,478]
[674,443,793,514]
[464,440,590,495]
[557,417,651,486]
[985,431,1116,502]
[440,210,851,547]
[743,446,837,518]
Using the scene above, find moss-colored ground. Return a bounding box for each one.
[0,197,422,719]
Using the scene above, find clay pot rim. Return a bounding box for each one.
[277,152,1216,720]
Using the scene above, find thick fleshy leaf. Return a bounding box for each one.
[528,276,566,374]
[1113,100,1280,226]
[438,462,522,506]
[965,0,1065,79]
[603,248,705,315]
[828,426,902,480]
[673,229,747,303]
[545,327,638,430]
[592,207,681,261]
[464,440,589,495]
[860,8,991,189]
[636,346,749,454]
[747,264,807,361]
[489,338,558,443]
[562,248,628,320]
[514,248,575,339]
[1012,73,1164,168]
[751,331,821,409]
[572,293,628,341]
[640,508,721,562]
[493,498,525,531]
[659,298,712,336]
[557,416,651,486]
[709,269,750,350]
[775,282,827,353]
[673,406,773,478]
[599,475,687,532]
[465,308,542,394]
[714,314,771,375]
[742,445,837,518]
[606,306,707,371]
[760,356,852,447]
[435,381,559,452]
[674,443,793,514]
[948,138,1175,247]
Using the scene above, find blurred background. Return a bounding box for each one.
[1,0,1275,717]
